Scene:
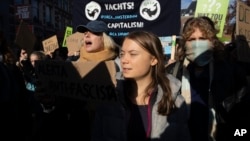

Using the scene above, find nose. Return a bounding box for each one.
[120,54,129,64]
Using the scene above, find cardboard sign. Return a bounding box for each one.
[35,60,117,102]
[66,32,84,53]
[236,1,250,44]
[42,35,59,54]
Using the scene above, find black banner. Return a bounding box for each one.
[72,0,181,45]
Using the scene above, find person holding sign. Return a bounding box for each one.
[92,31,190,141]
[165,17,248,141]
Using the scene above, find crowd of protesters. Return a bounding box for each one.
[1,17,250,141]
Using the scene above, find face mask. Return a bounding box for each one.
[185,40,213,66]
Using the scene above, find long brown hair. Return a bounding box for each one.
[177,17,225,61]
[124,31,174,115]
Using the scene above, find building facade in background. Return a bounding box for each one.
[0,0,73,49]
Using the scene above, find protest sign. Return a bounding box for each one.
[62,26,73,47]
[194,0,229,37]
[236,0,250,44]
[66,32,84,53]
[42,35,59,54]
[235,1,250,62]
[159,35,177,60]
[35,60,117,102]
[72,0,181,45]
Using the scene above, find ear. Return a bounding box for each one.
[151,57,158,66]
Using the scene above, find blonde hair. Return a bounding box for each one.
[103,33,119,54]
[30,51,46,60]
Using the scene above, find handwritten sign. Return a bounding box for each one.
[66,32,84,53]
[42,35,59,54]
[35,60,117,102]
[194,0,229,37]
[236,1,250,44]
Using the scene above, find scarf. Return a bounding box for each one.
[78,47,116,62]
[181,58,216,139]
[181,58,191,116]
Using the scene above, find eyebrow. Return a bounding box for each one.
[188,37,207,40]
[121,50,139,53]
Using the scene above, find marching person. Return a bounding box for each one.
[166,16,248,141]
[92,30,190,141]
